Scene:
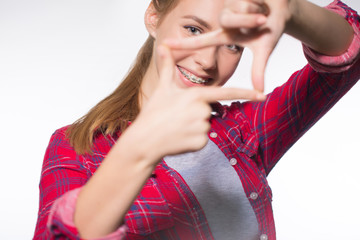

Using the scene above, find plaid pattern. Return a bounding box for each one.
[34,1,360,239]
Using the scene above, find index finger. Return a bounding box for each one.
[164,29,232,50]
[195,86,266,103]
[157,44,178,90]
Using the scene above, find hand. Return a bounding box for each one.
[128,45,266,162]
[166,0,294,92]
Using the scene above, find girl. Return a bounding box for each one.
[34,0,360,239]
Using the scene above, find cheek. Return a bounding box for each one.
[171,49,195,64]
[153,43,195,76]
[218,55,241,85]
[154,28,194,65]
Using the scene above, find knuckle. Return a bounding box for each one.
[204,121,211,133]
[220,10,232,25]
[236,1,248,13]
[233,1,259,14]
[196,103,211,118]
[194,135,209,150]
[203,104,212,116]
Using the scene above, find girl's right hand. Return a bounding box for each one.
[125,45,265,164]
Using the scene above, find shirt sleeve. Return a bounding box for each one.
[239,0,360,175]
[47,188,127,240]
[33,127,127,240]
[303,0,360,73]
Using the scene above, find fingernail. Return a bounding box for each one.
[257,16,267,24]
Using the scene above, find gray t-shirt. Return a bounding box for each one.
[164,139,259,240]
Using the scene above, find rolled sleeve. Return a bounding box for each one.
[48,187,127,240]
[303,0,360,72]
[34,127,128,240]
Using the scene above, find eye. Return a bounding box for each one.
[184,26,202,36]
[225,44,242,53]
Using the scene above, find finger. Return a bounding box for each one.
[220,10,267,29]
[245,0,265,5]
[224,0,265,8]
[196,87,266,102]
[226,0,267,15]
[157,45,176,88]
[250,46,272,93]
[164,29,229,50]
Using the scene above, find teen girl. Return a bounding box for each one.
[34,0,360,239]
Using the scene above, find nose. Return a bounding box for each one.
[194,46,218,70]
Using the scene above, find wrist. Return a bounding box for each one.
[114,121,162,168]
[284,0,302,34]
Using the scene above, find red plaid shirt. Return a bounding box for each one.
[34,1,360,239]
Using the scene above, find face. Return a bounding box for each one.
[146,0,243,90]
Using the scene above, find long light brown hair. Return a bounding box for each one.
[67,0,178,154]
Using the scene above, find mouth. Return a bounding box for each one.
[177,66,211,85]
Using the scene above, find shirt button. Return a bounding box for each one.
[250,192,258,200]
[210,132,218,138]
[260,234,268,240]
[230,158,237,165]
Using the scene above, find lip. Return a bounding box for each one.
[176,65,212,87]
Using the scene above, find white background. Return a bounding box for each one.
[0,0,359,239]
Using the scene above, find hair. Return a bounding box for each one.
[67,0,178,154]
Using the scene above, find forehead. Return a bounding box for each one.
[167,0,225,27]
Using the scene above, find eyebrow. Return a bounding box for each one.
[183,15,211,30]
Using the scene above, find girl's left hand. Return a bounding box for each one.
[166,0,296,92]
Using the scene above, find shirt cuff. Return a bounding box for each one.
[303,0,360,73]
[47,188,127,240]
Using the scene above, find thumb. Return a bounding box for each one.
[250,46,272,93]
[157,44,176,89]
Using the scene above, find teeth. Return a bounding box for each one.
[179,67,208,84]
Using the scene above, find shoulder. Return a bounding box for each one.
[49,125,70,141]
[46,125,71,149]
